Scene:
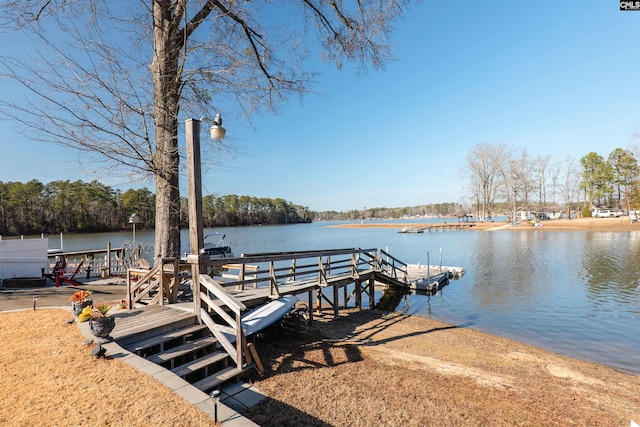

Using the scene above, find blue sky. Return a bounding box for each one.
[1,1,639,212]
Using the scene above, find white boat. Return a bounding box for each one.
[398,227,423,233]
[223,295,299,343]
[202,233,234,258]
[181,232,235,260]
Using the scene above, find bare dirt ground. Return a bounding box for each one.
[330,216,640,232]
[244,309,640,426]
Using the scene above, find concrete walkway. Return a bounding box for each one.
[0,279,266,427]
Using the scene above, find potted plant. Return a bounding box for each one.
[86,304,116,338]
[69,290,93,316]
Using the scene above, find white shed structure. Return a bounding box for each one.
[0,238,49,280]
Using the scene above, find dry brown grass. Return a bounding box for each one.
[244,310,640,427]
[0,309,216,427]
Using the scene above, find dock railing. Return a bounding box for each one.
[203,248,382,298]
[193,248,384,369]
[378,249,409,283]
[47,244,127,279]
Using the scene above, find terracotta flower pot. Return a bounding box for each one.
[89,316,115,338]
[71,300,93,316]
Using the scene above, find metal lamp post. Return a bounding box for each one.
[128,213,140,247]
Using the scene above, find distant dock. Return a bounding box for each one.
[417,223,476,232]
[331,222,477,232]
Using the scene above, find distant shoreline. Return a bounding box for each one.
[328,217,640,232]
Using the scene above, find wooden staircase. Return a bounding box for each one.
[113,307,252,393]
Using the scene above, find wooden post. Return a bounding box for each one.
[307,290,313,323]
[186,118,205,319]
[247,343,265,375]
[188,255,202,322]
[126,269,132,309]
[239,263,245,290]
[169,257,180,303]
[343,283,348,306]
[106,241,111,276]
[269,261,276,295]
[368,277,375,308]
[186,118,205,256]
[159,260,166,305]
[236,311,243,369]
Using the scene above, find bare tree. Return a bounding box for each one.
[548,158,562,206]
[533,154,551,207]
[465,143,505,221]
[558,155,579,218]
[0,0,408,259]
[500,148,529,222]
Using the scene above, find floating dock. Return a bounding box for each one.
[406,264,466,292]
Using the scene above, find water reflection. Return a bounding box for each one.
[403,229,640,374]
[581,232,640,304]
[375,286,409,312]
[469,232,546,315]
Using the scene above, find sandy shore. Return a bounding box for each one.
[244,309,640,426]
[330,216,640,232]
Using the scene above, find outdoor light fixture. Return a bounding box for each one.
[33,295,38,310]
[209,113,226,140]
[128,213,140,246]
[210,389,221,422]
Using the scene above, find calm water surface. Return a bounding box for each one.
[49,220,640,375]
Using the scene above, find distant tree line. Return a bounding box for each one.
[0,180,312,235]
[314,202,465,221]
[197,195,312,227]
[464,143,640,221]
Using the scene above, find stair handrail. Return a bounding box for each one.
[378,249,409,283]
[198,275,247,368]
[187,253,248,370]
[126,258,181,308]
[127,263,162,308]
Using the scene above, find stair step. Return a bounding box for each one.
[171,351,230,378]
[146,336,219,365]
[115,312,198,348]
[127,324,209,354]
[191,366,247,392]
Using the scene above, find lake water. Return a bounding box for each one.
[46,220,640,375]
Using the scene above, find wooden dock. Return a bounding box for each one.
[418,223,476,232]
[116,247,441,393]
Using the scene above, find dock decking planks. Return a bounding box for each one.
[110,305,197,344]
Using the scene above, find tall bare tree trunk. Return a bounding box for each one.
[152,2,182,260]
